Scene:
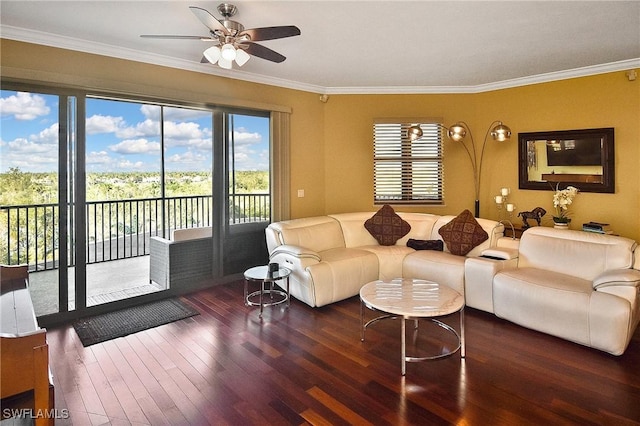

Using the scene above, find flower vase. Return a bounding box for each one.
[553,222,570,229]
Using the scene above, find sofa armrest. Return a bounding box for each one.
[465,256,518,313]
[270,244,321,262]
[495,236,520,251]
[593,269,640,290]
[481,247,519,260]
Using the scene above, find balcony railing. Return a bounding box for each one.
[1,193,269,272]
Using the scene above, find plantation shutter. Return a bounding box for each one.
[373,120,443,204]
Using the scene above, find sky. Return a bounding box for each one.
[0,90,270,173]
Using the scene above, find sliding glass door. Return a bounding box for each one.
[0,90,74,316]
[1,86,270,319]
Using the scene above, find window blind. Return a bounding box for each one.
[373,122,443,204]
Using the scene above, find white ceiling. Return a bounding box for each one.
[1,1,639,94]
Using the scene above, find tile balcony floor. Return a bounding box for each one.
[28,256,161,317]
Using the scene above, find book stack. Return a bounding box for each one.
[583,221,613,234]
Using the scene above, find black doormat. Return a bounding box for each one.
[73,298,199,347]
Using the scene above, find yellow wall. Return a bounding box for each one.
[2,40,639,240]
[322,74,640,241]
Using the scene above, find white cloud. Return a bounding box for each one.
[86,114,124,134]
[86,150,113,165]
[0,92,50,120]
[140,104,161,121]
[117,160,145,170]
[166,151,208,164]
[115,118,160,139]
[109,138,161,154]
[7,138,55,154]
[233,147,269,171]
[1,137,58,172]
[234,128,262,145]
[30,123,59,144]
[164,121,212,149]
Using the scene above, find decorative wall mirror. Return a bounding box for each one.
[518,128,615,193]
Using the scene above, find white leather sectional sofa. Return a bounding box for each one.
[265,211,503,307]
[266,211,640,355]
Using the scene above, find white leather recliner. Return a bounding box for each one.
[468,227,640,355]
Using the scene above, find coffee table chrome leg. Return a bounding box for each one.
[244,279,249,306]
[286,276,290,307]
[360,298,365,341]
[401,316,406,376]
[460,307,465,358]
[259,280,264,317]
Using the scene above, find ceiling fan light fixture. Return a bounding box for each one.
[235,48,250,66]
[218,56,233,69]
[203,45,221,64]
[221,43,237,61]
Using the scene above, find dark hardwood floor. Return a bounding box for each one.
[41,281,640,425]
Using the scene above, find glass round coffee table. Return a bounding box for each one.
[360,278,465,375]
[244,265,291,317]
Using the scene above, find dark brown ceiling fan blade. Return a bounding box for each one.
[240,25,301,41]
[244,42,286,63]
[189,6,229,34]
[140,35,209,40]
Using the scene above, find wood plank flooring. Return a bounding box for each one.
[36,281,640,424]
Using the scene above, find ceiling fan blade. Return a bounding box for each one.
[244,42,286,63]
[240,25,301,41]
[140,35,209,40]
[189,6,229,34]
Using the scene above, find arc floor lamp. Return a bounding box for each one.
[408,120,511,217]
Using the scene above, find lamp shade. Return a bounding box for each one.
[203,46,221,64]
[407,125,423,141]
[218,57,233,69]
[235,48,250,66]
[447,123,467,142]
[221,43,237,61]
[491,122,512,141]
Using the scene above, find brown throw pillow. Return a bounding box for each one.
[407,239,444,251]
[364,205,411,246]
[438,209,488,256]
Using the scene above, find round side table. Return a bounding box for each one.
[244,265,291,317]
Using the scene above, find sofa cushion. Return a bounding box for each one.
[403,250,466,294]
[493,267,595,346]
[517,227,637,281]
[364,205,411,246]
[361,245,414,281]
[407,239,443,251]
[438,209,488,256]
[276,217,346,252]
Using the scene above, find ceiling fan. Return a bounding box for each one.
[141,3,301,69]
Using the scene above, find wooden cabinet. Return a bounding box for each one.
[504,225,526,239]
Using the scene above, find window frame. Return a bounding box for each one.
[373,119,444,205]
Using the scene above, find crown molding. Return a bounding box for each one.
[2,25,638,96]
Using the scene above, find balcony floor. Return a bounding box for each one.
[28,256,161,317]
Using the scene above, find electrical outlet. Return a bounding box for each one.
[297,189,305,198]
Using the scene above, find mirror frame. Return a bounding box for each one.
[518,127,615,193]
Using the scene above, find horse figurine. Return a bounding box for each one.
[518,207,547,228]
